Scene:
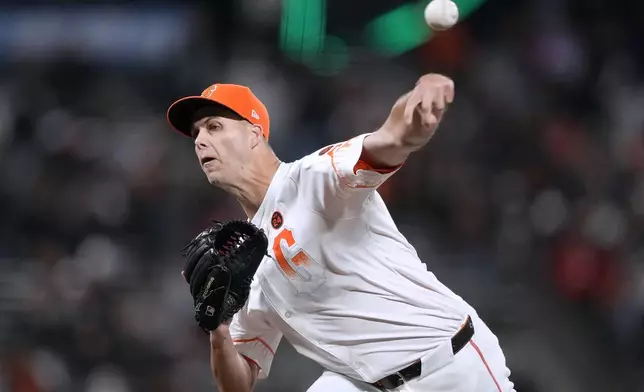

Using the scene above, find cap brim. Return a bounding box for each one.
[166,97,234,137]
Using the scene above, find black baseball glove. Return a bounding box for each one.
[182,220,268,332]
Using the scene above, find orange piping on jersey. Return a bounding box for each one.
[232,338,276,356]
[325,143,345,183]
[325,139,400,189]
[241,354,260,369]
[353,146,403,174]
[352,159,399,174]
[353,183,381,189]
[470,340,502,392]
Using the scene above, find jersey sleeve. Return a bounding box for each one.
[301,133,402,212]
[228,303,282,379]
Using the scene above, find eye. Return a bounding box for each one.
[206,122,222,132]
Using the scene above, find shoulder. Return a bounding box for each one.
[284,136,374,191]
[304,142,340,165]
[296,138,361,175]
[270,146,341,212]
[282,144,338,183]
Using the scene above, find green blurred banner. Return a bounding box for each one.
[365,0,488,56]
[280,0,488,73]
[280,0,326,62]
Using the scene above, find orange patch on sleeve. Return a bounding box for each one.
[355,147,402,174]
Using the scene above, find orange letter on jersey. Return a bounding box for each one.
[273,229,309,278]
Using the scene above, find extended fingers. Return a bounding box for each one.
[444,79,455,103]
[417,89,439,127]
[403,88,424,125]
[421,79,455,124]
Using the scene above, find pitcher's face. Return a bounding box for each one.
[192,108,255,187]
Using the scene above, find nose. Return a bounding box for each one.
[194,128,207,149]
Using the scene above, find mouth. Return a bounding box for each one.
[200,157,216,166]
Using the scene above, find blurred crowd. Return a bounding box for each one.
[1,0,643,391]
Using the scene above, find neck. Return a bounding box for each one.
[226,155,281,219]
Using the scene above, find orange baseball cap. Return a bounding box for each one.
[166,83,270,140]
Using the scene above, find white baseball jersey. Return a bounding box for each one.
[229,133,472,383]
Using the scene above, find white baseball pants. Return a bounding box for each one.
[306,313,515,392]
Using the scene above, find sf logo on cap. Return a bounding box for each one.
[205,86,217,97]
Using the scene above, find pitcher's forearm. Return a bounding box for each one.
[210,325,257,392]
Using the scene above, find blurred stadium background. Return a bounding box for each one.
[1,0,643,391]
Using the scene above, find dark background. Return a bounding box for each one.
[0,0,643,391]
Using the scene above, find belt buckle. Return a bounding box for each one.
[377,372,405,390]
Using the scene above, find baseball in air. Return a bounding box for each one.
[424,0,459,31]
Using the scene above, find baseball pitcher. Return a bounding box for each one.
[167,74,515,391]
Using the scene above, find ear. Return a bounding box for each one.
[249,124,264,149]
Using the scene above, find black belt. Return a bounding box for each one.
[371,316,474,391]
